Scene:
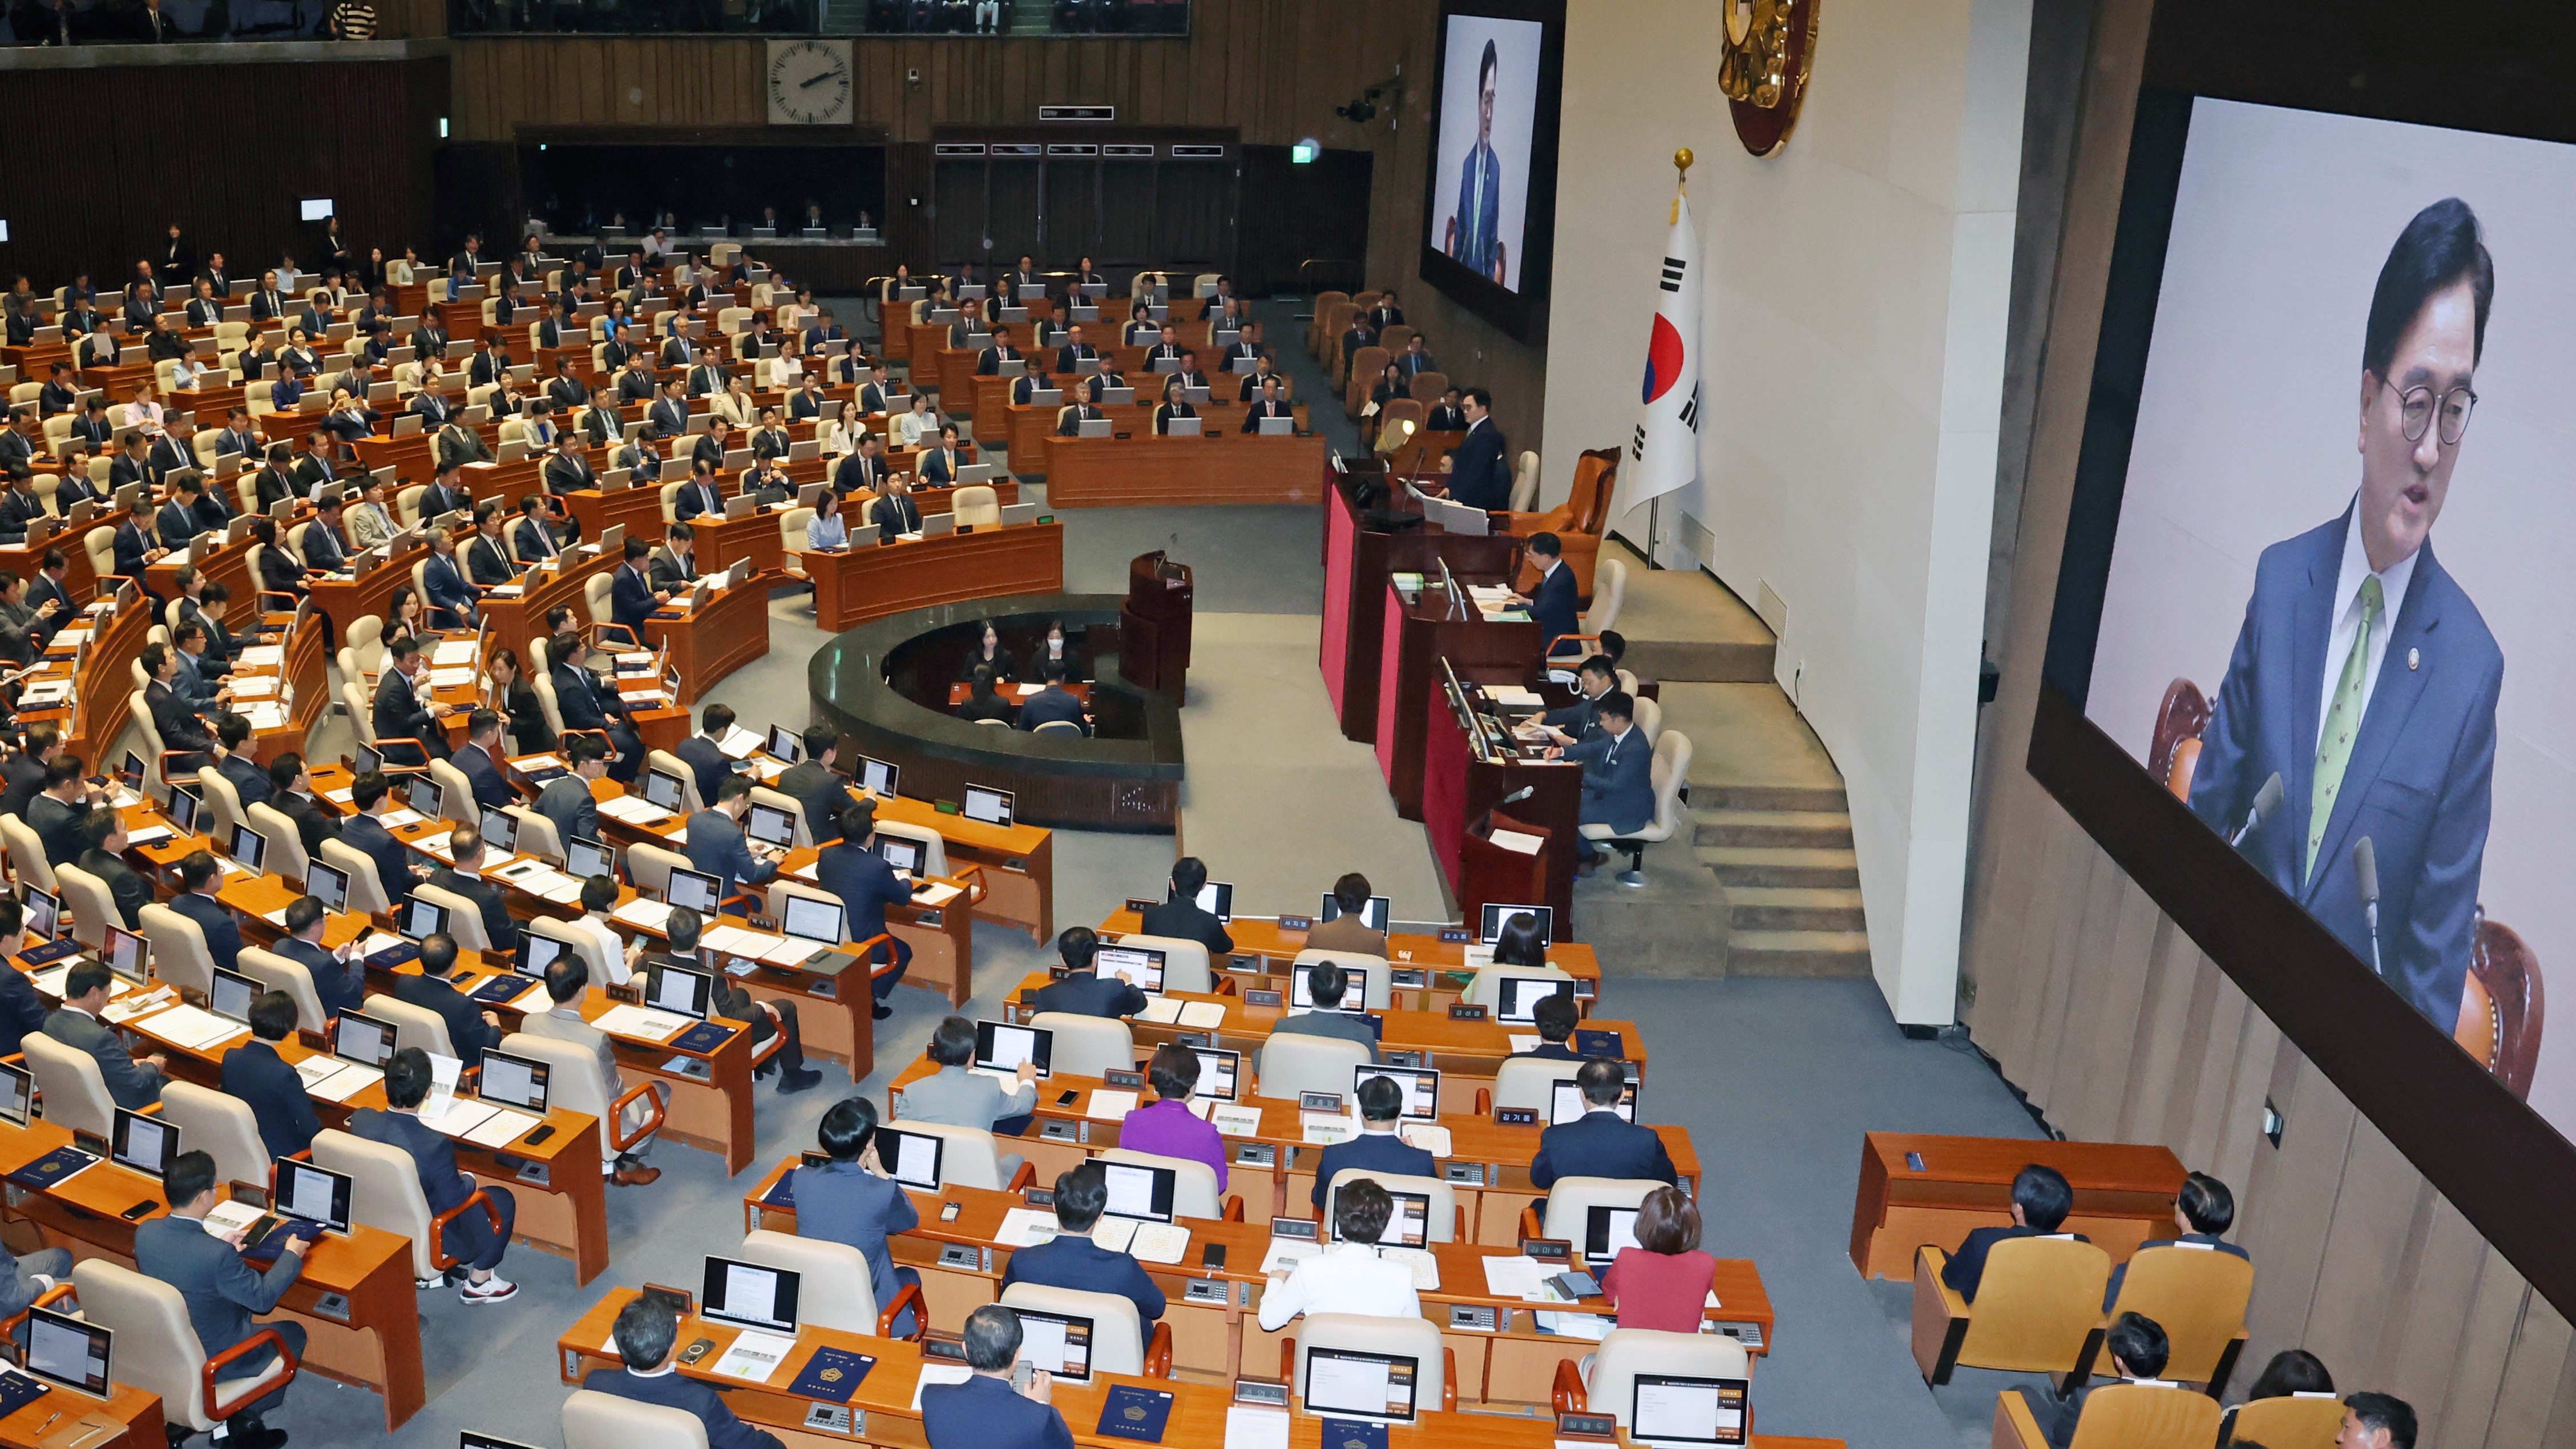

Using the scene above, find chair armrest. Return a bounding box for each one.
[951,863,989,907]
[1911,1246,1970,1386]
[849,931,898,972]
[257,591,301,612]
[1006,1160,1036,1193]
[204,1324,300,1420]
[1519,1204,1542,1241]
[1146,1321,1173,1379]
[1223,1195,1244,1222]
[608,1079,666,1153]
[1991,1389,2046,1449]
[426,1188,507,1271]
[1214,976,1238,997]
[1475,1088,1491,1115]
[1442,1347,1456,1412]
[876,1281,928,1341]
[595,624,641,650]
[1551,1358,1586,1415]
[0,1281,78,1346]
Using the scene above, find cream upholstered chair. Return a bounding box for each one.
[364,992,454,1058]
[1913,1234,2114,1388]
[23,1032,118,1139]
[195,764,248,841]
[1108,933,1210,995]
[53,863,116,948]
[313,1127,506,1281]
[139,902,220,1000]
[1509,450,1541,511]
[530,916,613,984]
[73,1259,298,1438]
[1539,1176,1663,1243]
[584,572,616,630]
[1289,948,1392,1010]
[158,1080,271,1189]
[877,1119,1016,1191]
[736,1228,924,1338]
[952,484,1002,528]
[1462,960,1576,1010]
[1,815,55,893]
[645,750,705,813]
[1579,730,1692,889]
[508,804,567,863]
[500,1030,663,1159]
[246,801,312,884]
[747,785,817,850]
[625,838,688,898]
[413,882,497,952]
[1324,1168,1459,1242]
[1558,1329,1751,1423]
[875,820,949,877]
[1631,695,1664,748]
[1290,1313,1451,1411]
[83,524,117,583]
[318,838,396,916]
[1101,1147,1231,1222]
[1489,1057,1583,1115]
[1585,555,1627,635]
[1254,1034,1372,1103]
[237,947,329,1033]
[1028,1012,1133,1080]
[426,758,480,825]
[562,1389,709,1449]
[1003,1281,1167,1378]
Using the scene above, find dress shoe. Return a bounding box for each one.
[612,1163,663,1187]
[872,1001,894,1020]
[217,1418,287,1449]
[777,1066,823,1093]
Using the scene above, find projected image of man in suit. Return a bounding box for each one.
[1449,39,1507,282]
[2187,198,2504,1035]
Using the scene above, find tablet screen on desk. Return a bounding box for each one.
[1011,1307,1093,1382]
[1193,1047,1239,1103]
[779,894,844,948]
[745,803,797,848]
[875,1127,944,1190]
[1302,1347,1418,1423]
[167,783,201,836]
[857,756,899,798]
[518,932,565,979]
[647,964,712,1021]
[112,1105,177,1178]
[228,822,267,874]
[1100,1160,1177,1224]
[407,777,443,819]
[308,859,352,914]
[1630,1375,1748,1446]
[1495,974,1576,1025]
[1094,945,1165,994]
[1550,1077,1637,1125]
[640,768,688,813]
[976,1020,1051,1079]
[875,836,923,875]
[335,1011,395,1068]
[962,785,1014,827]
[700,1256,800,1334]
[1356,1066,1441,1121]
[0,1063,29,1128]
[566,837,614,881]
[481,808,518,854]
[1319,894,1391,932]
[1480,903,1552,946]
[275,1157,353,1233]
[667,867,722,917]
[103,925,147,986]
[1290,962,1371,1015]
[21,1307,111,1396]
[1584,1205,1642,1266]
[23,887,59,941]
[765,725,802,763]
[1194,881,1233,923]
[210,966,257,1024]
[399,897,450,943]
[479,1050,551,1113]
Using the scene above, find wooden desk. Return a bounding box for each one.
[0,1375,164,1448]
[1847,1133,2187,1280]
[144,530,255,610]
[1321,471,1523,743]
[1423,675,1581,934]
[564,483,669,547]
[1379,585,1545,821]
[1045,433,1329,508]
[478,545,616,667]
[306,546,431,651]
[803,522,1064,633]
[1093,911,1604,1003]
[0,1120,427,1430]
[644,577,773,705]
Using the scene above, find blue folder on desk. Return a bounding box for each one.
[1095,1385,1174,1442]
[18,939,82,966]
[471,975,528,1005]
[1319,1419,1387,1449]
[788,1346,875,1403]
[1573,1028,1626,1061]
[760,1169,800,1210]
[0,1369,49,1416]
[6,1147,98,1190]
[671,1021,736,1055]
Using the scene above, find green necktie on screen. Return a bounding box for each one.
[2308,574,2384,882]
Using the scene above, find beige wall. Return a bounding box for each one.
[1961,0,2576,1439]
[1539,0,2032,1023]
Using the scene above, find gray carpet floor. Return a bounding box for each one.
[154,298,2055,1448]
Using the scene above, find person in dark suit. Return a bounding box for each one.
[818,801,913,1020]
[1150,380,1197,437]
[648,910,818,1092]
[393,934,503,1066]
[685,775,781,901]
[583,1295,784,1449]
[267,754,343,861]
[451,712,514,810]
[1025,926,1148,1019]
[25,551,72,645]
[1530,1060,1673,1189]
[778,725,857,845]
[421,531,479,629]
[1512,992,1585,1061]
[45,964,168,1109]
[1260,958,1378,1069]
[169,852,244,972]
[550,633,643,782]
[221,991,322,1159]
[1013,662,1088,736]
[0,730,53,824]
[920,1305,1075,1449]
[344,769,426,902]
[278,894,364,1020]
[1548,692,1654,862]
[512,495,564,566]
[675,703,738,809]
[414,464,476,525]
[142,643,216,766]
[134,1152,312,1449]
[2036,1313,2171,1449]
[1055,397,1105,437]
[1000,1162,1166,1323]
[27,756,105,868]
[609,538,665,637]
[671,458,728,524]
[2185,208,2504,1035]
[301,499,352,575]
[836,434,891,497]
[1439,388,1509,510]
[1516,532,1582,649]
[1538,657,1618,746]
[2102,1171,2248,1309]
[431,828,518,952]
[374,637,453,764]
[350,1049,519,1301]
[975,326,1022,377]
[1939,1164,2083,1302]
[207,721,273,818]
[916,425,964,485]
[1240,376,1293,431]
[957,666,1017,725]
[1307,1073,1438,1211]
[790,1096,923,1335]
[464,506,516,586]
[0,901,52,1058]
[1139,857,1234,956]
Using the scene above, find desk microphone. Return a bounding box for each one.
[2229,773,2284,849]
[2354,836,2383,979]
[1499,785,1536,806]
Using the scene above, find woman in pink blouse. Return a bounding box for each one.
[1600,1185,1716,1331]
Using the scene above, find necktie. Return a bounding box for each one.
[2307,574,2384,880]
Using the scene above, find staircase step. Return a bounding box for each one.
[1729,928,1874,978]
[1725,886,1866,934]
[1696,845,1860,890]
[1688,780,1849,814]
[1691,808,1853,850]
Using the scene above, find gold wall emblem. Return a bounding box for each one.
[1718,0,1821,157]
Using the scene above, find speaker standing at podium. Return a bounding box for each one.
[1438,388,1509,510]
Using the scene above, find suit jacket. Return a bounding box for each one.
[132,1216,305,1364]
[301,518,349,573]
[172,891,243,972]
[918,447,959,484]
[1139,897,1234,956]
[42,1007,165,1108]
[2186,510,2502,1033]
[1453,140,1504,274]
[1001,1233,1166,1323]
[543,454,596,497]
[1055,403,1104,437]
[674,737,733,811]
[580,1369,782,1449]
[1541,689,1607,740]
[921,1370,1073,1449]
[609,562,657,633]
[817,842,911,950]
[778,761,853,844]
[683,808,774,899]
[217,754,274,813]
[27,794,91,867]
[1014,687,1087,735]
[147,677,213,753]
[278,936,362,1019]
[1240,397,1292,431]
[344,813,422,902]
[672,477,727,523]
[1530,1109,1675,1189]
[1940,1225,2091,1303]
[535,774,601,853]
[221,1038,322,1159]
[870,494,923,537]
[1447,420,1510,511]
[513,516,560,564]
[790,1160,919,1317]
[423,552,478,624]
[1303,915,1387,958]
[1309,1130,1437,1211]
[466,534,516,586]
[429,866,515,952]
[273,790,342,859]
[1568,726,1653,834]
[0,755,45,828]
[1262,1009,1379,1069]
[0,968,47,1058]
[348,1108,479,1217]
[391,970,502,1065]
[1024,971,1146,1021]
[373,668,438,751]
[899,1063,1037,1135]
[436,423,492,469]
[453,742,512,810]
[1528,562,1580,647]
[551,662,624,732]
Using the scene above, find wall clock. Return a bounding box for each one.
[768,39,854,127]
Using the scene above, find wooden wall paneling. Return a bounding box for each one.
[2437,1251,2529,1448]
[2488,1290,2571,1446]
[2066,881,2163,1136]
[2391,1197,2505,1433]
[2115,921,2200,1145]
[2203,992,2274,1193]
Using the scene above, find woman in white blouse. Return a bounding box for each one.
[710,375,756,429]
[805,490,849,551]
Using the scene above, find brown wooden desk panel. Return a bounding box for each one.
[0,1376,164,1448]
[804,523,1064,633]
[1095,910,1604,996]
[564,483,669,547]
[644,577,772,705]
[477,546,617,668]
[688,507,787,580]
[1045,433,1329,508]
[1848,1132,2187,1279]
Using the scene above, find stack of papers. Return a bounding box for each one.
[1488,829,1545,855]
[710,1329,798,1383]
[1382,1246,1440,1291]
[1138,999,1226,1028]
[593,1003,688,1041]
[244,703,291,731]
[492,859,585,903]
[431,641,478,667]
[911,882,962,907]
[412,829,454,857]
[239,645,286,667]
[420,1098,501,1139]
[1084,1089,1138,1122]
[1396,1123,1452,1159]
[138,1003,248,1051]
[352,932,408,958]
[427,667,477,689]
[1209,1105,1265,1139]
[1479,1256,1555,1301]
[1507,1034,1544,1054]
[515,754,568,773]
[30,965,126,999]
[377,809,425,829]
[704,923,831,967]
[463,1107,543,1148]
[229,676,280,700]
[1136,997,1188,1024]
[1485,686,1544,707]
[1225,1404,1291,1449]
[996,1206,1061,1248]
[123,824,175,847]
[1089,1218,1192,1264]
[1300,1116,1356,1146]
[299,1059,384,1102]
[600,797,672,826]
[101,986,177,1024]
[716,725,766,759]
[611,899,676,933]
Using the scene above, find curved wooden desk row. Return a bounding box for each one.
[1043,433,1330,509]
[804,520,1066,633]
[735,1178,1767,1404]
[1848,1132,2189,1280]
[1095,911,1605,995]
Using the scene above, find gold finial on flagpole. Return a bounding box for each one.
[1673,148,1694,223]
[1675,147,1695,178]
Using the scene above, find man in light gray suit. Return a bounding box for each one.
[899,1015,1038,1181]
[521,954,664,1188]
[133,1150,310,1449]
[43,963,167,1108]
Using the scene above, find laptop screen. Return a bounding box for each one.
[745,802,797,847]
[210,967,258,1024]
[1302,1347,1419,1423]
[857,755,898,797]
[1193,881,1234,922]
[962,785,1013,826]
[875,836,923,875]
[103,926,147,986]
[874,1127,944,1189]
[1290,962,1371,1015]
[112,1105,177,1178]
[308,859,352,913]
[1495,975,1576,1026]
[1584,1204,1644,1266]
[1319,894,1391,931]
[335,1011,396,1067]
[0,1063,30,1127]
[667,867,722,916]
[21,1307,111,1396]
[1356,1067,1441,1121]
[647,964,712,1020]
[518,932,566,979]
[1480,903,1553,946]
[1092,944,1165,994]
[1193,1047,1239,1103]
[974,1021,1051,1079]
[275,1157,354,1232]
[481,807,518,853]
[640,769,688,812]
[399,897,450,942]
[567,837,614,879]
[478,1050,551,1113]
[700,1256,800,1334]
[1551,1078,1638,1125]
[766,725,802,762]
[23,887,59,941]
[228,822,267,873]
[407,777,443,819]
[1099,1160,1177,1223]
[1630,1375,1750,1446]
[779,894,843,946]
[1011,1308,1094,1382]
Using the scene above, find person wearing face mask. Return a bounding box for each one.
[1032,620,1081,681]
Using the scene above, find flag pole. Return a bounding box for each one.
[1646,148,1693,572]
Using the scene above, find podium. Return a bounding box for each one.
[1459,811,1555,925]
[1423,663,1581,929]
[1321,465,1520,741]
[1120,549,1194,697]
